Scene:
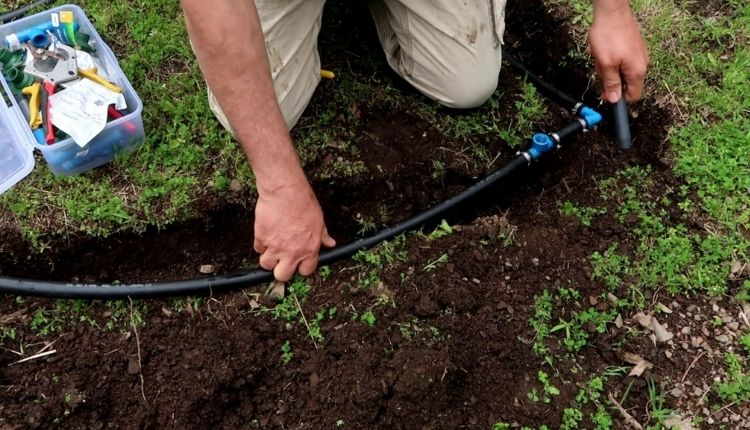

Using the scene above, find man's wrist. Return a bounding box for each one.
[593,0,632,18]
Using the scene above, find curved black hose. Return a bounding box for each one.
[0,0,54,24]
[0,156,528,299]
[502,48,579,112]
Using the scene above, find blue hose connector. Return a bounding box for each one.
[527,133,556,161]
[579,106,603,128]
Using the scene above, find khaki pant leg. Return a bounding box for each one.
[369,0,507,109]
[207,0,326,134]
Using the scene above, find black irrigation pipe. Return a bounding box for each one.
[0,5,601,298]
[0,0,54,24]
[502,48,580,113]
[0,156,531,299]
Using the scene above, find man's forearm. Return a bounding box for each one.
[181,0,307,194]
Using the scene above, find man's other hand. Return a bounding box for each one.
[589,5,649,103]
[253,179,336,282]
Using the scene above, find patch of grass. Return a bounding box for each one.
[352,236,408,289]
[428,219,454,240]
[498,81,549,148]
[280,340,293,365]
[360,310,376,327]
[551,306,617,353]
[529,290,554,364]
[560,201,606,227]
[646,379,676,427]
[715,352,750,403]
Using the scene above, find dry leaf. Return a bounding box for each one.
[622,352,644,365]
[664,415,695,430]
[622,352,653,377]
[615,314,624,329]
[652,318,674,343]
[634,312,652,328]
[657,302,673,314]
[630,359,653,377]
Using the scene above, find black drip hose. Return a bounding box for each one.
[502,49,579,113]
[0,0,54,24]
[0,156,528,299]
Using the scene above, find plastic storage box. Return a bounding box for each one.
[0,4,144,192]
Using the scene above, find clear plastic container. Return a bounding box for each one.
[0,4,144,187]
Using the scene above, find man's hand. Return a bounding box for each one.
[589,2,649,103]
[254,177,336,282]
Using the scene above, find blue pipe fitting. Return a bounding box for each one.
[578,106,603,128]
[527,133,556,161]
[3,21,80,49]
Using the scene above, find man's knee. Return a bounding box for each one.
[435,67,500,109]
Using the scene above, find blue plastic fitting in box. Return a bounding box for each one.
[528,133,556,160]
[3,19,80,49]
[579,106,603,128]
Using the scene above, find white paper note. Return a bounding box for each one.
[48,79,123,147]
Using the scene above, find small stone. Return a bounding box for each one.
[713,304,720,312]
[531,257,540,266]
[589,296,599,306]
[670,387,683,398]
[730,414,741,423]
[127,356,140,375]
[693,387,703,397]
[230,179,243,192]
[716,334,730,343]
[681,327,692,335]
[309,373,320,388]
[199,264,216,274]
[472,278,481,285]
[727,322,740,331]
[687,304,698,312]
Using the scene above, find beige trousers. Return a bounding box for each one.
[208,0,508,132]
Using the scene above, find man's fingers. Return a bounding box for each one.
[259,252,279,271]
[298,256,319,277]
[273,259,297,282]
[254,238,267,254]
[598,62,624,103]
[622,63,647,102]
[321,227,336,248]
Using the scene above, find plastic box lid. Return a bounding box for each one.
[0,74,35,195]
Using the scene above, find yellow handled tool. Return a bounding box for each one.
[21,82,42,129]
[79,67,123,93]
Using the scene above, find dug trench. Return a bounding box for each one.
[0,0,684,428]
